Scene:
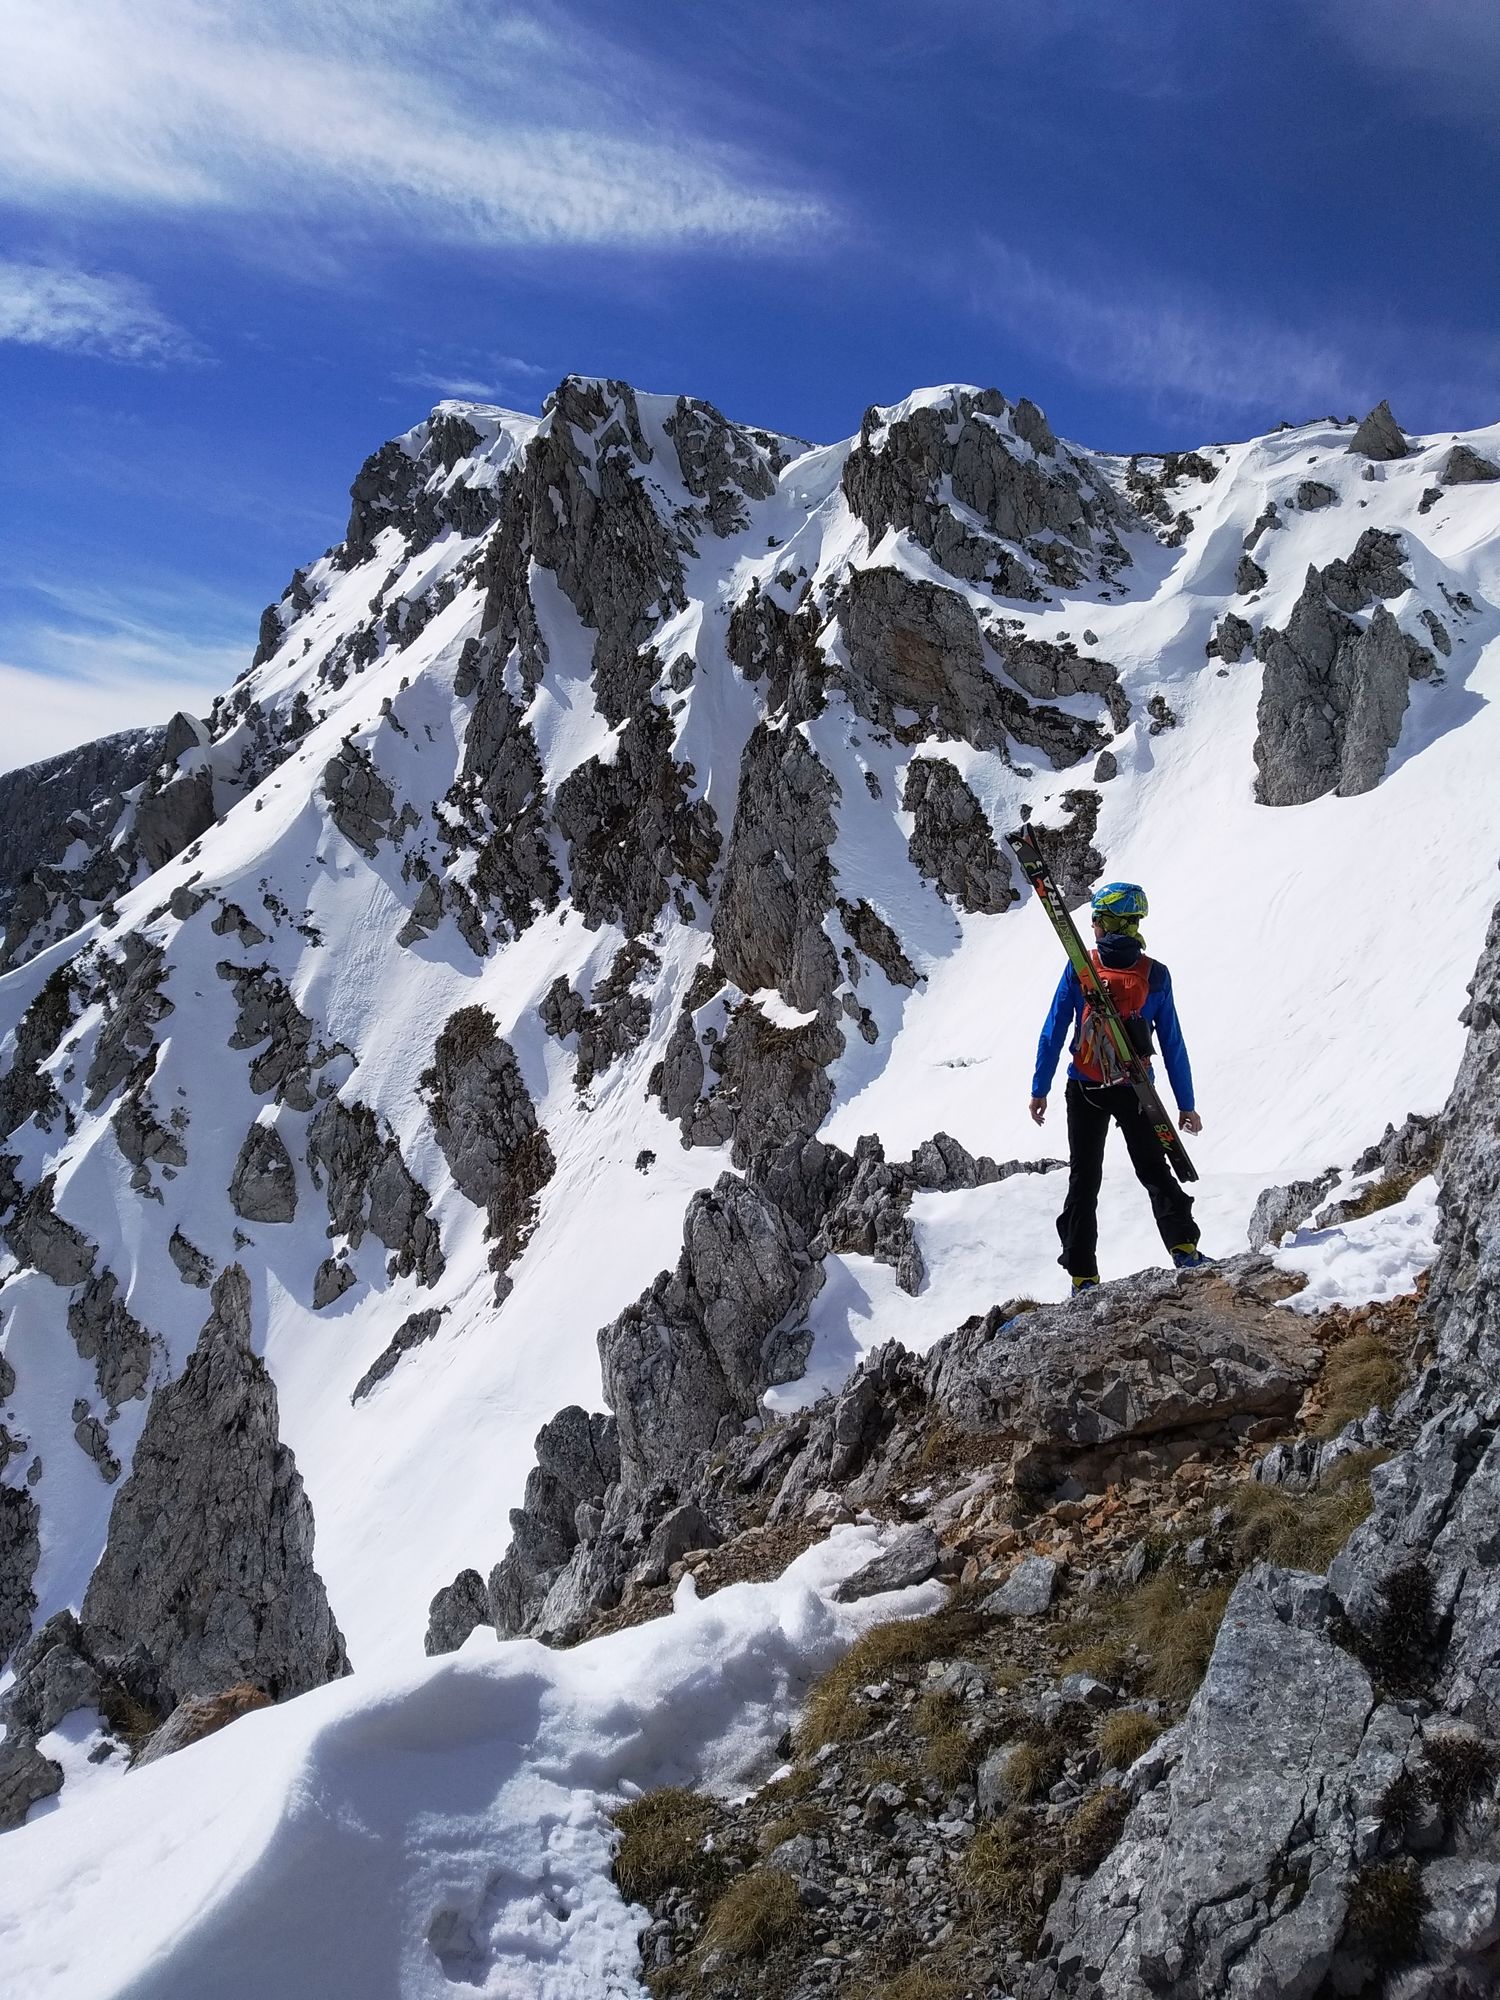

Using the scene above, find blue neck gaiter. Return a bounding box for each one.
[1096,931,1144,968]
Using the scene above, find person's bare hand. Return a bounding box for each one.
[1029,1095,1048,1126]
[1180,1110,1203,1135]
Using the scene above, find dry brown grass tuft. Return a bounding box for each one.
[614,1788,724,1906]
[1343,1859,1427,1962]
[961,1809,1039,1922]
[1421,1730,1499,1822]
[1332,1167,1422,1225]
[1058,1632,1136,1688]
[756,1802,828,1854]
[796,1609,985,1754]
[1314,1334,1405,1437]
[1229,1454,1382,1572]
[861,1967,967,2000]
[1096,1709,1165,1772]
[1114,1573,1232,1703]
[702,1868,806,1960]
[1065,1786,1130,1875]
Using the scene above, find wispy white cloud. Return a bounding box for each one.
[0,259,198,363]
[973,239,1371,423]
[1315,0,1500,128]
[0,573,250,772]
[0,0,824,251]
[0,657,231,774]
[398,352,553,403]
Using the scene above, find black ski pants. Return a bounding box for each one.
[1056,1078,1197,1278]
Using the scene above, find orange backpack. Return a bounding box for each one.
[1074,953,1153,1083]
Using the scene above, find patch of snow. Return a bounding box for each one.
[0,1530,942,2000]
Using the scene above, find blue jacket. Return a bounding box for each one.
[1031,958,1195,1111]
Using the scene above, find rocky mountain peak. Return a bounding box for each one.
[1,374,1499,1994]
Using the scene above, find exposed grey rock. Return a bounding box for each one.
[0,727,164,922]
[832,1524,939,1602]
[228,1121,298,1223]
[726,584,825,720]
[707,999,845,1172]
[420,1007,553,1299]
[0,963,79,1138]
[339,410,501,570]
[3,1173,97,1285]
[448,652,560,944]
[991,629,1129,715]
[424,1568,491,1657]
[1296,479,1338,510]
[81,1266,349,1703]
[838,897,917,988]
[211,901,268,950]
[480,1406,620,1641]
[396,870,445,948]
[218,960,327,1111]
[0,1735,63,1831]
[350,1307,446,1403]
[664,394,779,536]
[600,1174,821,1492]
[927,1260,1317,1462]
[1254,564,1417,806]
[1244,500,1281,546]
[1027,1568,1376,1999]
[554,704,719,935]
[1214,612,1254,664]
[714,723,840,1011]
[1246,1167,1341,1247]
[1424,892,1498,1400]
[312,1257,355,1309]
[322,740,396,858]
[1347,398,1410,460]
[1321,526,1412,610]
[133,752,215,873]
[1234,554,1267,594]
[72,1404,121,1482]
[635,1502,722,1587]
[540,940,661,1090]
[1024,791,1104,909]
[111,1077,188,1182]
[85,936,173,1110]
[903,758,1016,915]
[1440,443,1500,484]
[168,1228,214,1288]
[307,1099,444,1286]
[1093,750,1118,783]
[0,1482,40,1668]
[839,566,1107,767]
[67,1271,153,1406]
[842,386,1130,597]
[0,1612,103,1740]
[981,1554,1057,1616]
[1420,607,1453,658]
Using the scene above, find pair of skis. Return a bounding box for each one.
[1006,822,1198,1184]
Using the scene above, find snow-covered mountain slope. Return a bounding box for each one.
[1,376,1498,1828]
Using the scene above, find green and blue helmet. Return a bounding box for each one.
[1091,881,1148,933]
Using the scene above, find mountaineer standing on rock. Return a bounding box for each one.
[1028,882,1205,1292]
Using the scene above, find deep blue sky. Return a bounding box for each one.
[3,0,1498,768]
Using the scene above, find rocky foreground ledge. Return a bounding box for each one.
[427,892,1500,2000]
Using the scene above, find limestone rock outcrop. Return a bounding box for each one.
[1253,535,1432,806]
[80,1266,349,1705]
[420,1007,553,1299]
[1347,397,1410,460]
